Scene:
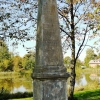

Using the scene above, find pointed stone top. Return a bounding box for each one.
[32,0,69,79]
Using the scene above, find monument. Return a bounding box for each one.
[32,0,69,99]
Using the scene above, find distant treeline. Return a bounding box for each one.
[0,40,35,72]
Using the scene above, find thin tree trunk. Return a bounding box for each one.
[69,0,76,100]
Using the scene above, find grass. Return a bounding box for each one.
[0,71,32,79]
[11,97,33,100]
[0,89,100,100]
[10,89,100,100]
[74,88,100,100]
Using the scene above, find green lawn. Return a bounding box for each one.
[10,89,100,100]
[11,97,33,100]
[74,89,100,100]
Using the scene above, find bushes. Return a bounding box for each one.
[0,92,33,100]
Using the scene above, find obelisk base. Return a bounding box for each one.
[33,79,68,100]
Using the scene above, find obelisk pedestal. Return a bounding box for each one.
[32,0,69,100]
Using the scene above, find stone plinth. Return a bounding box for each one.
[32,0,69,100]
[33,80,67,100]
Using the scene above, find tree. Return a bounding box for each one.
[0,40,10,60]
[76,59,83,68]
[13,55,22,71]
[0,0,37,54]
[2,59,13,71]
[84,48,97,67]
[0,40,13,71]
[97,53,100,59]
[58,0,100,99]
[0,0,36,71]
[64,56,71,68]
[22,51,35,70]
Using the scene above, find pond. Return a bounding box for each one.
[0,69,100,93]
[75,75,87,87]
[75,74,100,86]
[0,72,33,93]
[67,68,100,90]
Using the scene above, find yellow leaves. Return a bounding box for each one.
[94,6,100,14]
[87,13,94,19]
[97,25,100,30]
[3,59,9,69]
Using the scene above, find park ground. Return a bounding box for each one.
[1,67,100,100]
[11,88,100,100]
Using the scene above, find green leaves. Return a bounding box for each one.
[0,40,35,72]
[84,48,97,67]
[0,40,13,71]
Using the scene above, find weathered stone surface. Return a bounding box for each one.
[33,80,68,100]
[32,0,69,100]
[36,0,63,67]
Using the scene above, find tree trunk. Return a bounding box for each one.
[69,36,76,100]
[69,64,76,100]
[68,0,76,100]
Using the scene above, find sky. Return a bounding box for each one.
[8,39,36,57]
[8,38,95,62]
[1,0,100,62]
[63,41,94,61]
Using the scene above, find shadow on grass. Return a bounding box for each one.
[74,89,100,100]
[0,92,33,100]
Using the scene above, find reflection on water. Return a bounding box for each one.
[0,73,33,93]
[90,74,100,83]
[0,72,100,93]
[12,85,27,93]
[75,75,87,87]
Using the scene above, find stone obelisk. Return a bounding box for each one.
[32,0,69,100]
